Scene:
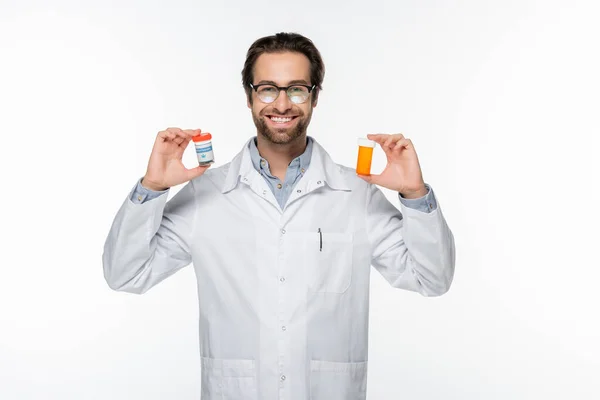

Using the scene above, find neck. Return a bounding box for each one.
[255,134,307,179]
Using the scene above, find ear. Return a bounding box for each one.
[245,88,253,108]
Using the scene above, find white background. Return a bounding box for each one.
[1,0,599,398]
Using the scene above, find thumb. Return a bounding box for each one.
[357,173,380,185]
[186,164,211,181]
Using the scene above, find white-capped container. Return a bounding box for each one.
[192,133,215,165]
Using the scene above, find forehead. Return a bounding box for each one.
[253,52,311,84]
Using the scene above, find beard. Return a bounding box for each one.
[252,107,312,145]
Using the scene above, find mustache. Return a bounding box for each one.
[260,109,303,117]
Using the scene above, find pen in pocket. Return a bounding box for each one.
[318,228,322,251]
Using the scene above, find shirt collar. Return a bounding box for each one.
[248,136,313,175]
[221,136,351,193]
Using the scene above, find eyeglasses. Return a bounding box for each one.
[249,83,316,104]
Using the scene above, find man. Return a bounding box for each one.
[103,32,455,400]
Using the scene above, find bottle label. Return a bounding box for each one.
[195,143,214,163]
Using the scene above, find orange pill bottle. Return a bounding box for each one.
[356,138,376,175]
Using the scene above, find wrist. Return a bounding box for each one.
[141,177,169,192]
[400,185,427,199]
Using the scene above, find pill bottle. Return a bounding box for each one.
[192,133,215,165]
[356,138,375,175]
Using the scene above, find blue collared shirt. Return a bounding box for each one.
[248,136,313,209]
[130,136,437,213]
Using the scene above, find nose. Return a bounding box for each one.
[272,89,293,114]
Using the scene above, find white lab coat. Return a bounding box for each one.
[103,137,455,400]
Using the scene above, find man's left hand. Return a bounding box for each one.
[357,133,427,199]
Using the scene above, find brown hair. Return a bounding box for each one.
[242,32,325,104]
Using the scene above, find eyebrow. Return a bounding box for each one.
[256,79,311,86]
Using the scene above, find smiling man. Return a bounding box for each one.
[249,53,313,142]
[103,32,456,400]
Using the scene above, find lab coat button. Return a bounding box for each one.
[317,181,322,184]
[296,189,301,193]
[281,229,286,234]
[281,375,286,381]
[280,277,285,282]
[281,326,286,331]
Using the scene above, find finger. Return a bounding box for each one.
[179,129,199,146]
[158,130,177,142]
[166,131,177,142]
[180,128,201,139]
[178,131,194,143]
[166,128,193,146]
[183,129,200,137]
[383,136,394,148]
[366,134,395,157]
[168,127,190,139]
[157,130,172,141]
[356,173,372,182]
[185,163,211,181]
[163,128,179,139]
[393,138,411,151]
[367,133,405,149]
[366,133,385,141]
[384,133,405,148]
[166,127,182,134]
[166,127,186,141]
[357,172,382,186]
[366,134,388,145]
[158,128,195,147]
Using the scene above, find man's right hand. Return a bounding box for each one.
[141,128,211,191]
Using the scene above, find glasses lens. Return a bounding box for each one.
[288,86,310,104]
[257,85,279,103]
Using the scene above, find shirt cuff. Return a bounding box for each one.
[398,183,437,213]
[129,177,169,204]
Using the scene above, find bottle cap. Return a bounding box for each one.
[192,132,212,142]
[357,138,375,148]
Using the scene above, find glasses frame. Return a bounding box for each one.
[249,83,316,104]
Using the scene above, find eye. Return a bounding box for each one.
[258,86,277,94]
[289,86,308,93]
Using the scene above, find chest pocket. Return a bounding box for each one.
[304,231,354,294]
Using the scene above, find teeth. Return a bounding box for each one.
[270,116,293,123]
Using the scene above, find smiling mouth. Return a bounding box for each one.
[267,115,298,124]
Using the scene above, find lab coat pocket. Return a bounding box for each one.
[201,357,257,400]
[305,232,353,294]
[309,360,368,400]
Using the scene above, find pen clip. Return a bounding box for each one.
[318,228,322,251]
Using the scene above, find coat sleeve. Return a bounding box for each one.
[102,180,197,294]
[366,183,455,296]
